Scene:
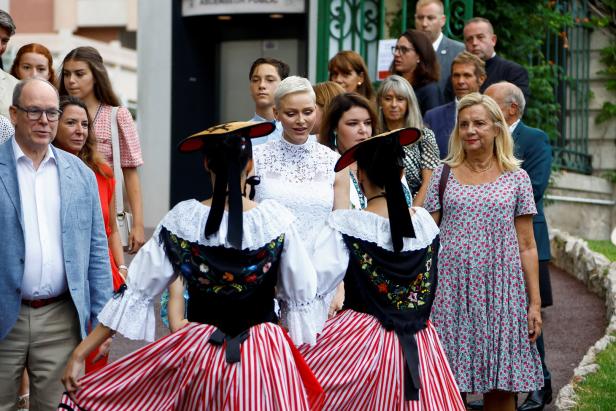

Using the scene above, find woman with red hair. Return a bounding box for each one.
[10,43,56,84]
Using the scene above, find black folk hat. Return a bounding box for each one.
[334,127,421,172]
[335,127,422,252]
[177,121,275,153]
[177,121,275,249]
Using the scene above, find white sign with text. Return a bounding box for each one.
[182,0,305,16]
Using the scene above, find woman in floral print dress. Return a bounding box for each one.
[424,93,543,411]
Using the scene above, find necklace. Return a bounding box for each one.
[465,158,493,173]
[92,103,103,124]
[366,193,386,202]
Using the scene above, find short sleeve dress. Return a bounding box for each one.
[424,164,544,394]
[93,105,143,168]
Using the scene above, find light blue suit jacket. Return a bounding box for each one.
[0,138,112,340]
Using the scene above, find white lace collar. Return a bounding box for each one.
[328,207,439,252]
[155,199,296,250]
[277,135,315,155]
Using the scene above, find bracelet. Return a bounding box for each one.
[118,264,128,271]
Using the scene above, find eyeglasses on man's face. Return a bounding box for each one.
[14,105,62,122]
[391,45,415,55]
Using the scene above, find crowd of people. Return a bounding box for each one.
[0,1,555,410]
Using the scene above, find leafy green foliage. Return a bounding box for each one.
[473,0,574,142]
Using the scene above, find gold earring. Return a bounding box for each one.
[358,82,362,86]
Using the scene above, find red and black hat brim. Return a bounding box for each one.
[177,121,276,153]
[334,127,421,172]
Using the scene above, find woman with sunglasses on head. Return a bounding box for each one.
[59,121,325,410]
[299,128,465,410]
[59,46,145,254]
[391,29,442,115]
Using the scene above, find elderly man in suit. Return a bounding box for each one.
[423,51,485,158]
[0,78,112,410]
[484,82,554,411]
[414,0,464,100]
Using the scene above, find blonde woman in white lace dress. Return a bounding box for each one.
[253,76,350,250]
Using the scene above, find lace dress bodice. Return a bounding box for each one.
[253,138,339,250]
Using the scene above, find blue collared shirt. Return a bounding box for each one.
[248,114,283,146]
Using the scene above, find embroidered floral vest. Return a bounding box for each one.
[342,234,439,401]
[159,227,285,337]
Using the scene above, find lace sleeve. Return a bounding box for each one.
[276,222,330,346]
[97,235,177,341]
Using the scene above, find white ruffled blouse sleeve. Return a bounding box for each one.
[276,222,328,347]
[311,216,350,298]
[97,233,176,342]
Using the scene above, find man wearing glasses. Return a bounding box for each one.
[0,78,112,409]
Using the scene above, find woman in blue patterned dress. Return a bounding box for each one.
[424,93,543,411]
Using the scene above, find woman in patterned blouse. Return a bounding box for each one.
[59,46,145,253]
[377,75,440,206]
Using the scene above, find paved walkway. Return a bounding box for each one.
[109,264,608,410]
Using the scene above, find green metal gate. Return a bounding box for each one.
[316,0,473,82]
[546,0,593,174]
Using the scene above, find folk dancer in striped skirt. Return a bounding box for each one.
[300,128,466,410]
[59,122,326,410]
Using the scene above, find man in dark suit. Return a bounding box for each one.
[414,0,464,100]
[464,17,529,99]
[444,17,530,103]
[486,81,553,411]
[423,51,485,158]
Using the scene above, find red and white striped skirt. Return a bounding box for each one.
[298,310,465,411]
[59,322,323,410]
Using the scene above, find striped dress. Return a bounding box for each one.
[58,199,328,411]
[300,208,466,410]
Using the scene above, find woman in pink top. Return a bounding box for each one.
[59,46,145,253]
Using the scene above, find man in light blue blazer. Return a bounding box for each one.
[0,79,112,409]
[414,0,465,100]
[486,82,554,411]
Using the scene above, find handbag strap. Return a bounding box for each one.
[110,107,124,213]
[438,164,450,215]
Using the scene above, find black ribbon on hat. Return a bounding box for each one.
[374,139,415,252]
[204,138,245,249]
[208,328,250,363]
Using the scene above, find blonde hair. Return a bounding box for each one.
[274,76,315,109]
[444,92,521,171]
[314,81,345,110]
[376,75,423,132]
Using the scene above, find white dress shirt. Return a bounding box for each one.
[509,119,521,134]
[432,32,444,51]
[12,138,67,299]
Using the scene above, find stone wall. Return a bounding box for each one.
[550,229,616,409]
[545,172,615,241]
